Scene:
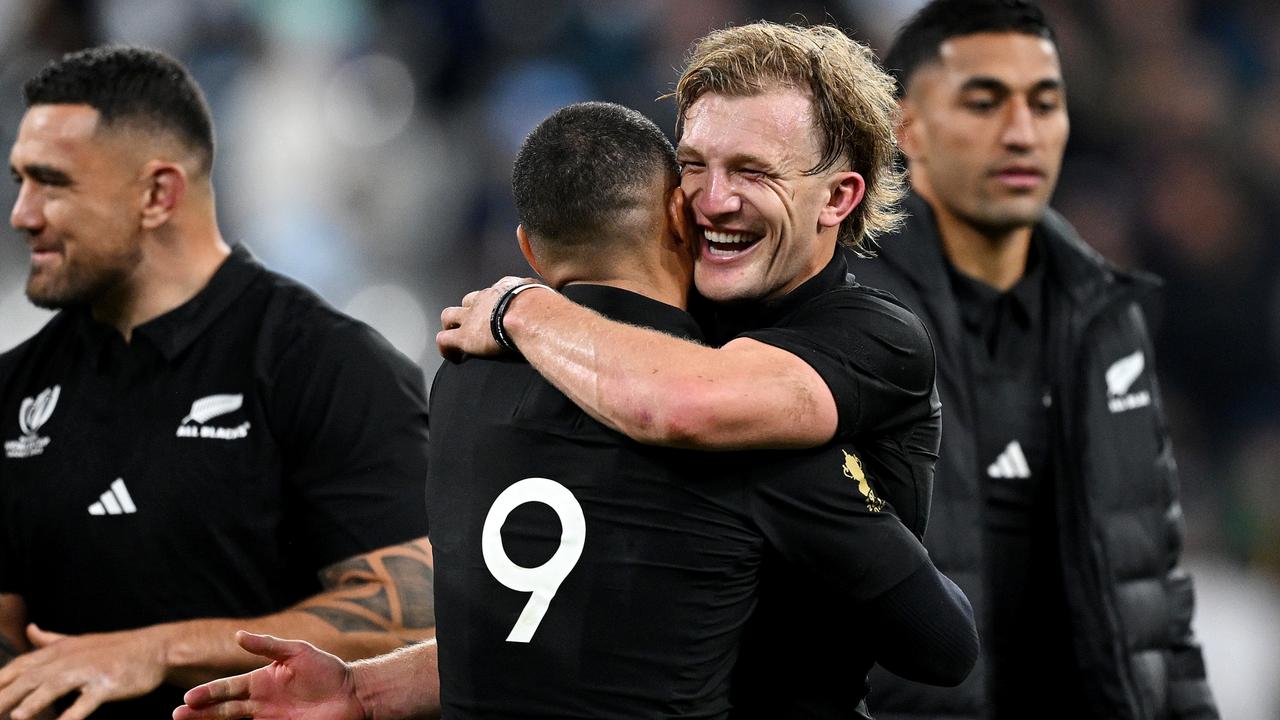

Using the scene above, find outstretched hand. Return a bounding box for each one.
[0,623,169,720]
[174,632,365,720]
[436,276,534,361]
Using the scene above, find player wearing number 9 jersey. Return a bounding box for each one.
[174,100,975,720]
[427,102,977,719]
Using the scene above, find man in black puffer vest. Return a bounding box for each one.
[851,1,1218,718]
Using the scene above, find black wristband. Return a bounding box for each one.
[489,282,553,353]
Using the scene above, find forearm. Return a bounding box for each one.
[504,289,834,449]
[160,608,426,688]
[351,640,440,720]
[866,564,978,686]
[168,538,435,686]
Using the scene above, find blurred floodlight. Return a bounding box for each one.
[343,283,430,365]
[323,53,417,148]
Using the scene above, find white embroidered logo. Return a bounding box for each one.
[4,385,60,459]
[176,393,250,440]
[987,440,1031,479]
[88,478,137,515]
[1105,351,1151,413]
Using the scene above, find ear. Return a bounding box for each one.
[139,161,187,231]
[516,225,542,276]
[896,99,921,162]
[818,171,866,230]
[666,186,695,255]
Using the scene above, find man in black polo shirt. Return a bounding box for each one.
[0,47,433,719]
[176,102,973,720]
[848,1,1218,718]
[435,23,954,718]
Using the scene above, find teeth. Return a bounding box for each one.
[705,230,754,245]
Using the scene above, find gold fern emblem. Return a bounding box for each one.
[841,449,885,512]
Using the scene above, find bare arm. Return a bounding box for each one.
[437,281,837,449]
[0,538,435,720]
[175,632,440,720]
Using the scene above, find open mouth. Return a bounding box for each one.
[704,229,762,259]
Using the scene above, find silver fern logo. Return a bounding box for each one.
[5,385,60,458]
[176,393,250,440]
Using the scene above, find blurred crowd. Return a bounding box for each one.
[0,0,1277,714]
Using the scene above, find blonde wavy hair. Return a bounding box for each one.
[672,22,906,251]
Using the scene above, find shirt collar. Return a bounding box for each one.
[74,244,263,362]
[946,232,1046,332]
[560,284,702,341]
[698,248,848,343]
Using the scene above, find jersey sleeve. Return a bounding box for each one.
[744,443,929,601]
[267,313,430,571]
[739,287,936,439]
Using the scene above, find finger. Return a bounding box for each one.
[436,329,463,363]
[461,291,481,308]
[173,699,255,720]
[493,276,527,293]
[26,623,64,648]
[440,306,466,330]
[52,689,103,720]
[183,673,251,707]
[0,673,34,715]
[235,631,309,664]
[11,680,69,720]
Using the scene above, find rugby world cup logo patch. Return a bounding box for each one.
[4,385,60,459]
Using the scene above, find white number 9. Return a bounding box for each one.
[482,477,586,643]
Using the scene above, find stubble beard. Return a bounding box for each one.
[25,246,141,311]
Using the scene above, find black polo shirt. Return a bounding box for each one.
[947,238,1082,715]
[0,245,430,719]
[426,283,929,720]
[705,251,944,719]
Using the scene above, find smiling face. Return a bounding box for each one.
[9,104,145,310]
[899,32,1069,234]
[676,88,863,303]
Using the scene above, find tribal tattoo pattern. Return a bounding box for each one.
[300,538,435,639]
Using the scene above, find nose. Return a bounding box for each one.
[1000,99,1038,151]
[692,169,742,219]
[10,181,43,235]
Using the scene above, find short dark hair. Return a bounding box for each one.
[884,0,1057,97]
[512,101,677,251]
[23,45,215,173]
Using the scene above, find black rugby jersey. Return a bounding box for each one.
[708,251,949,719]
[427,283,933,719]
[0,245,430,719]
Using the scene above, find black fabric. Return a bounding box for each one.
[851,193,1219,720]
[702,252,952,719]
[0,245,430,719]
[947,238,1082,716]
[427,283,949,719]
[706,251,942,538]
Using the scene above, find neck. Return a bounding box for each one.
[93,213,230,340]
[921,193,1033,292]
[546,235,691,310]
[559,273,688,310]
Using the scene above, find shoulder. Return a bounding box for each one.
[250,268,422,384]
[795,281,932,350]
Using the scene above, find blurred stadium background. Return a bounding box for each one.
[0,0,1276,715]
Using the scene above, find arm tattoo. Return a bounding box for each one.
[300,538,434,637]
